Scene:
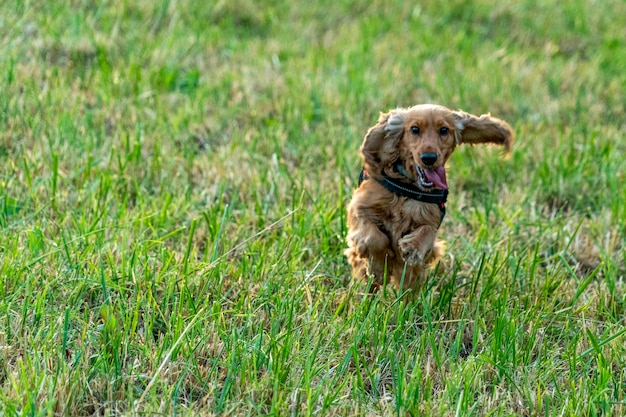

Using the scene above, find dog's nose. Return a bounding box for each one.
[420,153,437,166]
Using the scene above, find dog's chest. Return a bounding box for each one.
[388,199,439,233]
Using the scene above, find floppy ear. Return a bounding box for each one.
[452,111,514,153]
[360,110,405,174]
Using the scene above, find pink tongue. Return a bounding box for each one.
[424,166,448,190]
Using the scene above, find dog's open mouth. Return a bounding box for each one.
[416,165,448,190]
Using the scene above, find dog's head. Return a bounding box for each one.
[360,104,514,190]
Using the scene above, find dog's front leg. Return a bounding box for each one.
[347,218,391,259]
[398,225,437,267]
[345,217,393,287]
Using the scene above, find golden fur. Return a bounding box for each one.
[345,104,514,290]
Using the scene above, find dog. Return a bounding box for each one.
[345,104,514,290]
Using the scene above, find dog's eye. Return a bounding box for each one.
[410,126,420,135]
[439,126,449,136]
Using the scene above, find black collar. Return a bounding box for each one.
[358,164,448,226]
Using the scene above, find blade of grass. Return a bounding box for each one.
[133,306,206,410]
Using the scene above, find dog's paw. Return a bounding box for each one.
[398,237,425,266]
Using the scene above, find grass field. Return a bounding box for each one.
[1,0,626,415]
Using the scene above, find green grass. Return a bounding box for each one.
[1,0,626,415]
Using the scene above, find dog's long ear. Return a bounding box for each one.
[360,110,405,173]
[452,111,514,153]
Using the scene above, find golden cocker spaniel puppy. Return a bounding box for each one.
[345,104,514,290]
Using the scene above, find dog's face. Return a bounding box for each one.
[395,105,458,189]
[360,104,513,190]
